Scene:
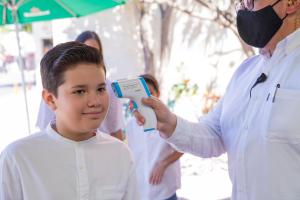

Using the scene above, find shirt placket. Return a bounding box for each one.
[236,97,253,200]
[75,144,89,200]
[236,58,272,199]
[236,55,284,199]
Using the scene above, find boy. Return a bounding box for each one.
[126,74,183,200]
[0,42,138,200]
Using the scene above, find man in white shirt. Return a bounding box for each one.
[126,74,182,200]
[135,0,300,199]
[0,42,138,200]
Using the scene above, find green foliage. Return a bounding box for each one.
[21,24,32,32]
[0,24,32,33]
[0,26,11,32]
[167,79,199,110]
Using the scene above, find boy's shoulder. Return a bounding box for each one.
[97,132,131,155]
[97,131,126,146]
[2,131,48,157]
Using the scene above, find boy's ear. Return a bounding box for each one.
[42,89,57,111]
[286,0,300,14]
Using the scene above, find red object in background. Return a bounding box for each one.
[4,55,14,64]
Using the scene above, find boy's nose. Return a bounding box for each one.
[87,93,101,107]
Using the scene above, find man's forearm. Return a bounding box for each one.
[161,151,183,168]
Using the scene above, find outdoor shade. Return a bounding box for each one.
[0,0,126,25]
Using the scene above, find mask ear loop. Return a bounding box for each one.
[271,0,289,20]
[271,0,282,7]
[282,14,288,20]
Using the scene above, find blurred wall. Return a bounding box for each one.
[33,0,144,84]
[52,1,144,81]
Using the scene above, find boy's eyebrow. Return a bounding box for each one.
[98,82,106,87]
[71,82,106,89]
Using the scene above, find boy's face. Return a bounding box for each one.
[43,63,108,141]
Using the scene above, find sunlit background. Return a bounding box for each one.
[0,1,256,199]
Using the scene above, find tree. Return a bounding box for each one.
[135,0,254,111]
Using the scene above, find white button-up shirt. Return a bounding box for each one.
[0,125,138,200]
[167,29,300,200]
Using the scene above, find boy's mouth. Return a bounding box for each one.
[82,111,103,118]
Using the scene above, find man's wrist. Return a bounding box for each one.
[159,114,177,139]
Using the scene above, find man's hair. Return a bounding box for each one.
[140,74,159,93]
[40,41,105,97]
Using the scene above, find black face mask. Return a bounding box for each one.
[237,0,287,48]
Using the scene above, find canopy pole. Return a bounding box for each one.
[12,9,31,134]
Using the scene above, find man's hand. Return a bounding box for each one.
[132,96,177,138]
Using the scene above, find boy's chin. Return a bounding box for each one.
[87,120,103,130]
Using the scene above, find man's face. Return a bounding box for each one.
[239,0,279,11]
[253,0,279,11]
[53,63,108,140]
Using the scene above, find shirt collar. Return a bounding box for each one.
[283,28,300,55]
[46,122,98,145]
[259,28,300,59]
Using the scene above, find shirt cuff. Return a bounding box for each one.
[164,116,186,147]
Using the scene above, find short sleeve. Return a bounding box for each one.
[0,149,23,200]
[122,149,140,200]
[99,80,125,134]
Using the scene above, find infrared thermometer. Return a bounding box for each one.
[111,77,157,132]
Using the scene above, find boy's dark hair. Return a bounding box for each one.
[75,31,103,55]
[40,41,105,97]
[140,74,159,93]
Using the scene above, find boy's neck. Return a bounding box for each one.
[52,123,96,142]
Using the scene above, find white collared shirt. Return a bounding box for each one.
[126,118,181,200]
[167,29,300,200]
[0,125,139,200]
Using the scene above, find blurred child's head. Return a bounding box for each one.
[75,30,106,74]
[140,74,160,98]
[75,31,102,53]
[40,41,108,140]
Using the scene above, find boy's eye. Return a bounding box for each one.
[98,87,106,93]
[73,89,86,95]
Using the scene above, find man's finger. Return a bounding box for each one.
[141,96,160,109]
[149,174,154,185]
[132,110,145,125]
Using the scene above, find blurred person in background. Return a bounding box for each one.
[0,45,7,73]
[126,74,182,200]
